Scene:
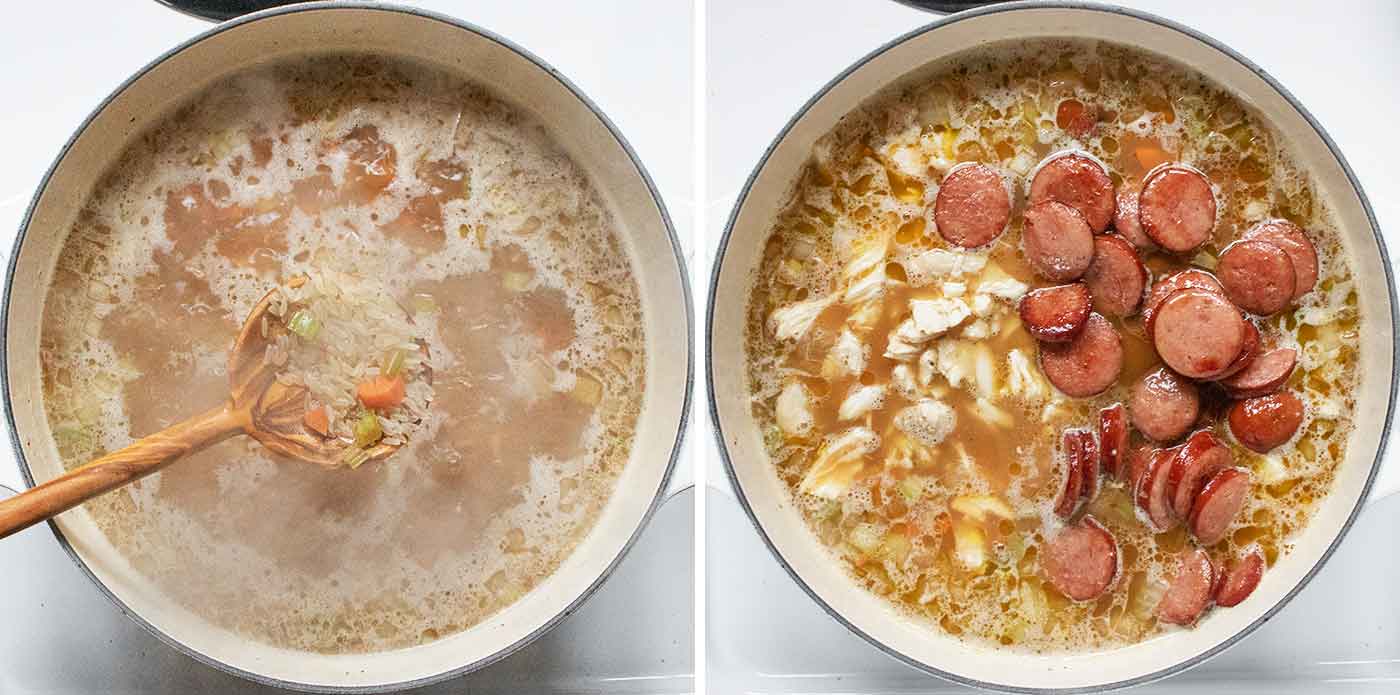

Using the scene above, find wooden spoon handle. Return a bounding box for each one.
[0,404,245,540]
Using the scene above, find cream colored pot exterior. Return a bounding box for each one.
[709,4,1394,692]
[3,4,691,692]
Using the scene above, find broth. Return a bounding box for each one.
[746,40,1358,650]
[39,56,645,653]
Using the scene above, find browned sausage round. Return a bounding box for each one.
[1152,288,1246,379]
[1216,318,1261,381]
[1041,516,1119,602]
[1229,391,1305,453]
[1029,151,1116,233]
[1140,164,1217,253]
[1076,429,1102,503]
[1142,269,1225,340]
[1040,313,1123,397]
[1123,444,1153,489]
[934,163,1012,248]
[1158,547,1215,625]
[1023,201,1095,281]
[1166,430,1233,519]
[1099,403,1129,479]
[1215,547,1265,607]
[1221,347,1297,398]
[1136,446,1180,532]
[1190,467,1252,545]
[1217,239,1297,315]
[1019,283,1091,342]
[1113,187,1157,251]
[1084,234,1149,317]
[1129,367,1200,443]
[1245,219,1319,300]
[1054,431,1085,519]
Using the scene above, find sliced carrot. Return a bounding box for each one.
[303,405,331,437]
[357,374,406,410]
[1135,145,1170,172]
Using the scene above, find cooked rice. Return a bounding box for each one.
[268,270,433,447]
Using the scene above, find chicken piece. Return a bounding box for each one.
[838,384,886,421]
[894,399,956,446]
[798,427,881,499]
[775,381,814,437]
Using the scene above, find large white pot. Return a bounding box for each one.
[2,3,692,691]
[708,3,1395,692]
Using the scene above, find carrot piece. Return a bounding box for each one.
[303,405,331,437]
[1135,145,1170,172]
[357,374,406,410]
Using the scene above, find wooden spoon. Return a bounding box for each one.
[0,284,401,540]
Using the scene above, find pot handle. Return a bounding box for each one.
[890,1,1012,15]
[153,0,303,23]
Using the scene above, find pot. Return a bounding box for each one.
[2,3,691,692]
[708,3,1395,692]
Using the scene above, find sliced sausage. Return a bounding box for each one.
[1142,269,1225,340]
[1190,467,1252,546]
[1139,164,1217,253]
[1245,219,1319,300]
[934,163,1012,248]
[1123,444,1154,488]
[1215,547,1265,608]
[1216,319,1261,381]
[1135,447,1180,532]
[1228,391,1305,453]
[1041,516,1119,602]
[1158,547,1215,625]
[1029,151,1116,233]
[1129,367,1200,442]
[1023,201,1095,281]
[1099,403,1129,479]
[1040,313,1123,398]
[1167,430,1234,519]
[1217,239,1296,315]
[1054,432,1085,519]
[1221,347,1297,398]
[1019,283,1092,342]
[1152,288,1246,379]
[1113,187,1157,251]
[1076,429,1102,503]
[1084,235,1149,317]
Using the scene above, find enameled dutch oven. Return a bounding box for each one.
[2,3,692,691]
[708,3,1395,692]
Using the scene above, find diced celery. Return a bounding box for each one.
[353,412,383,448]
[287,310,321,340]
[849,523,882,554]
[897,476,926,503]
[343,447,371,469]
[381,348,407,377]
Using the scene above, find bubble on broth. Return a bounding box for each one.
[40,56,646,653]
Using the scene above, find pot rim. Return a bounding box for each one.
[706,2,1396,692]
[0,2,693,693]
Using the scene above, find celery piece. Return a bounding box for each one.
[353,412,383,448]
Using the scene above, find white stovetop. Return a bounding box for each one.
[705,0,1400,691]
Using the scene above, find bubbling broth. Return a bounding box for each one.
[746,40,1359,650]
[39,56,645,652]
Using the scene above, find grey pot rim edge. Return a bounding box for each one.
[705,2,1397,693]
[0,2,694,694]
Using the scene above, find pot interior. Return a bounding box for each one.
[711,5,1392,691]
[6,5,688,690]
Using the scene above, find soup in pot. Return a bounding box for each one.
[745,40,1358,650]
[40,56,646,653]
